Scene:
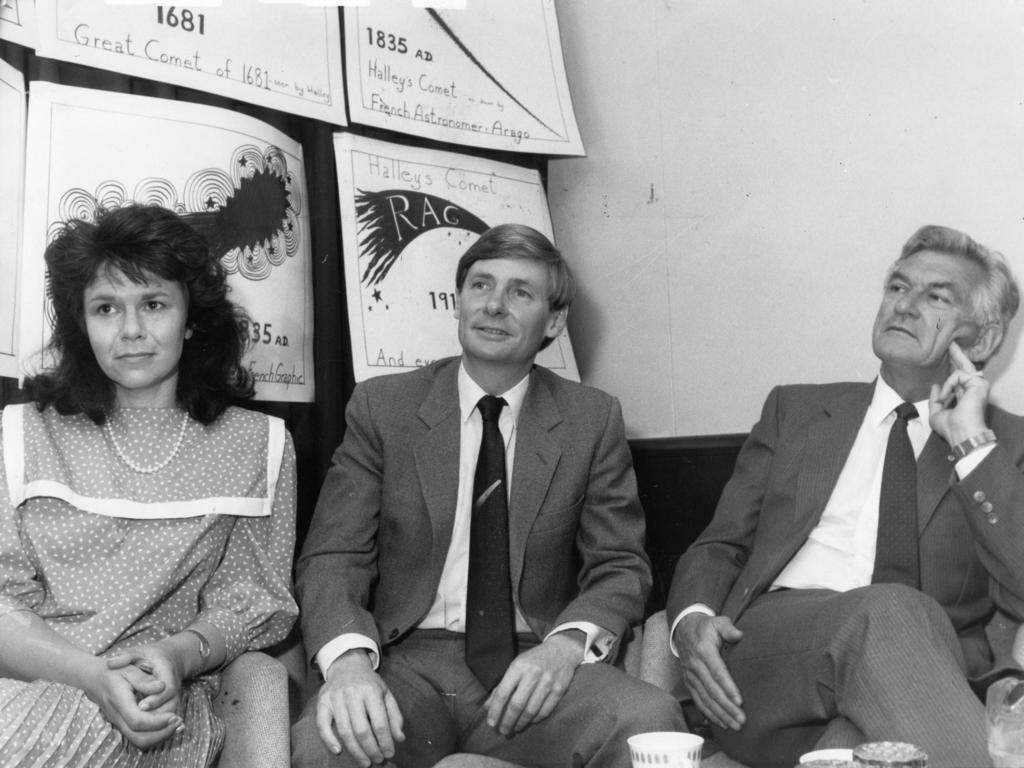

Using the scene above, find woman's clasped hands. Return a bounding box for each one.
[91,644,186,749]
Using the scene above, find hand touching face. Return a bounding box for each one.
[872,250,988,378]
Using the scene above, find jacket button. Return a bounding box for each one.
[987,513,999,524]
[973,490,986,503]
[981,501,994,514]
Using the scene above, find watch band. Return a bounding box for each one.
[952,430,997,460]
[183,628,212,672]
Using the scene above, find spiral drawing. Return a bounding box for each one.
[48,143,302,282]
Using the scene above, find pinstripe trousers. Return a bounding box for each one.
[713,584,990,768]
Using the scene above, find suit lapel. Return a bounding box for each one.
[508,371,563,585]
[793,385,873,534]
[413,362,462,555]
[916,432,953,533]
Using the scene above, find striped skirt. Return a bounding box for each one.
[0,678,224,768]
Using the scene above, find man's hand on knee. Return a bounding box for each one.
[673,613,746,731]
[316,650,405,767]
[484,632,584,736]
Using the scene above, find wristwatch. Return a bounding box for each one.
[952,430,997,460]
[183,628,211,672]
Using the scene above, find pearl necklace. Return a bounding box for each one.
[105,409,190,475]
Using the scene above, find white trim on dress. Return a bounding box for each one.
[2,405,25,509]
[4,403,283,519]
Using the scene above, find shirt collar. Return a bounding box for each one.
[458,361,530,424]
[868,374,929,429]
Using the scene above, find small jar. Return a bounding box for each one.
[852,741,928,768]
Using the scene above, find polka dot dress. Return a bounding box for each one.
[0,404,298,767]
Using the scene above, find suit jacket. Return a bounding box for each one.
[297,357,651,665]
[666,381,1024,675]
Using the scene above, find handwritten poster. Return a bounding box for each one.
[35,1,346,124]
[0,0,38,49]
[344,0,583,155]
[0,61,25,379]
[22,81,315,403]
[334,133,579,382]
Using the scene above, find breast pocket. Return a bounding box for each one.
[529,495,584,535]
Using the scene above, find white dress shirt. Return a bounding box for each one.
[421,364,532,633]
[770,377,931,591]
[670,374,994,650]
[317,361,612,675]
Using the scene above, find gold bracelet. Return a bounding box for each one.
[183,628,212,673]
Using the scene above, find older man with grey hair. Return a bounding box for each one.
[668,225,1024,768]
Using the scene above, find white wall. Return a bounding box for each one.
[549,0,1024,437]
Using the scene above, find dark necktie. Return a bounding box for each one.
[465,395,516,690]
[872,402,920,588]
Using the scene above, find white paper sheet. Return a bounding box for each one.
[22,81,315,403]
[0,59,25,379]
[334,132,579,383]
[344,0,583,155]
[0,0,39,49]
[35,0,346,124]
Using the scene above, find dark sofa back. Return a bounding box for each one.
[629,434,747,616]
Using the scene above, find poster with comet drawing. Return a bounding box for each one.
[35,0,345,125]
[334,133,579,383]
[0,0,38,49]
[0,60,25,379]
[344,0,583,155]
[21,81,314,403]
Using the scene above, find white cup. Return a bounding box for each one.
[627,731,704,768]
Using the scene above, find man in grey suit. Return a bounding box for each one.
[667,225,1024,768]
[293,224,685,768]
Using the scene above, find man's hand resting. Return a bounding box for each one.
[673,613,746,731]
[316,650,405,767]
[484,631,584,736]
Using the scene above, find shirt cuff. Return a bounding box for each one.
[668,603,716,658]
[955,442,997,479]
[545,621,615,664]
[315,633,379,677]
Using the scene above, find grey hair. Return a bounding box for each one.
[894,225,1019,348]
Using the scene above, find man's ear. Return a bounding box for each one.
[546,307,568,340]
[963,322,1003,365]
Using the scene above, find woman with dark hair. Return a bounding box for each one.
[0,204,298,767]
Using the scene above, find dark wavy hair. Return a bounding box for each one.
[25,204,254,425]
